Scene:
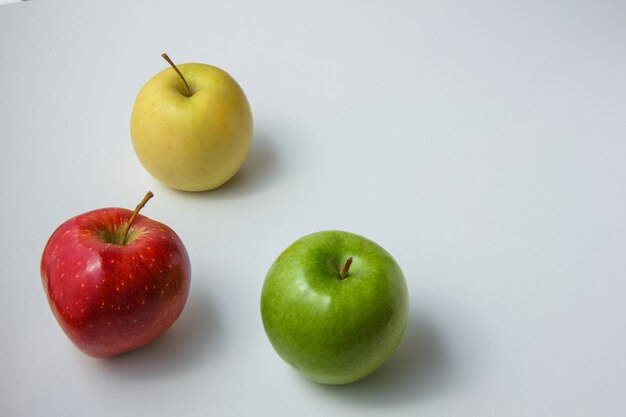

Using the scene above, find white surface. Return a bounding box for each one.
[1,0,626,416]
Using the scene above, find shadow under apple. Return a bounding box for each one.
[92,282,218,379]
[302,311,458,408]
[180,134,280,199]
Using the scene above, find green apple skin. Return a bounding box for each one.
[131,63,253,192]
[261,230,409,385]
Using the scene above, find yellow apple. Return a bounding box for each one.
[130,54,253,192]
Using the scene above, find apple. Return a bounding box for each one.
[130,53,253,192]
[260,230,409,384]
[40,192,191,358]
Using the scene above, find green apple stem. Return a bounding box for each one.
[121,191,154,245]
[161,52,192,97]
[340,257,353,280]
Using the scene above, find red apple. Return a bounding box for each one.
[40,192,191,358]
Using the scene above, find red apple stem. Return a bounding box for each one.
[340,257,353,280]
[161,52,192,97]
[121,191,154,245]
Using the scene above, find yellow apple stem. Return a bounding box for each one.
[161,52,192,97]
[121,191,154,245]
[340,257,353,280]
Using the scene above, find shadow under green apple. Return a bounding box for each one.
[301,310,458,408]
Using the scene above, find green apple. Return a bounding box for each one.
[261,230,409,385]
[130,53,253,192]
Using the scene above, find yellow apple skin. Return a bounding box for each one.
[131,63,253,192]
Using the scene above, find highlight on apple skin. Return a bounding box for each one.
[40,192,191,358]
[261,230,409,385]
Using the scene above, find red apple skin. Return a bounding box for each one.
[40,207,191,358]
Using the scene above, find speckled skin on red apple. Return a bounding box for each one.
[40,208,191,358]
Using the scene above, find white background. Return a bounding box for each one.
[1,0,625,415]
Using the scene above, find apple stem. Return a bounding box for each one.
[340,257,353,280]
[161,52,192,97]
[121,191,154,245]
